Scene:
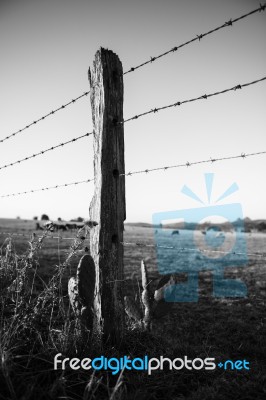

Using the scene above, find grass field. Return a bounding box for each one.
[0,218,265,400]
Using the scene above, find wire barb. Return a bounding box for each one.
[225,19,233,26]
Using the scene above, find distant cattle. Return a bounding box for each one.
[171,230,179,235]
[66,223,84,231]
[48,223,68,232]
[66,223,77,230]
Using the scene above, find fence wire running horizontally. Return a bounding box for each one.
[0,231,77,241]
[1,75,264,174]
[0,91,90,144]
[0,178,94,198]
[121,76,266,124]
[1,232,265,260]
[1,150,265,198]
[120,151,266,177]
[1,3,265,145]
[123,3,266,75]
[0,132,93,171]
[121,241,266,260]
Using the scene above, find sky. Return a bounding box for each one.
[0,0,265,223]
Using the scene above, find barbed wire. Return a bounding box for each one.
[2,75,264,173]
[121,76,266,124]
[0,132,93,171]
[121,150,266,177]
[0,91,90,144]
[1,150,265,198]
[2,4,265,146]
[0,178,94,198]
[1,232,265,260]
[122,241,266,259]
[123,3,266,75]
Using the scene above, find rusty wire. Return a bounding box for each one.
[0,178,94,198]
[121,76,266,124]
[123,3,266,75]
[120,151,266,177]
[0,91,90,144]
[0,132,93,171]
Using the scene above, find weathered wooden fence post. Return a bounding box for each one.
[89,48,125,344]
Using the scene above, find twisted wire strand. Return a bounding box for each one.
[121,76,266,124]
[124,3,266,75]
[121,151,266,177]
[0,132,93,171]
[0,91,90,144]
[0,178,94,198]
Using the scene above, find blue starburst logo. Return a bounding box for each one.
[152,173,248,302]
